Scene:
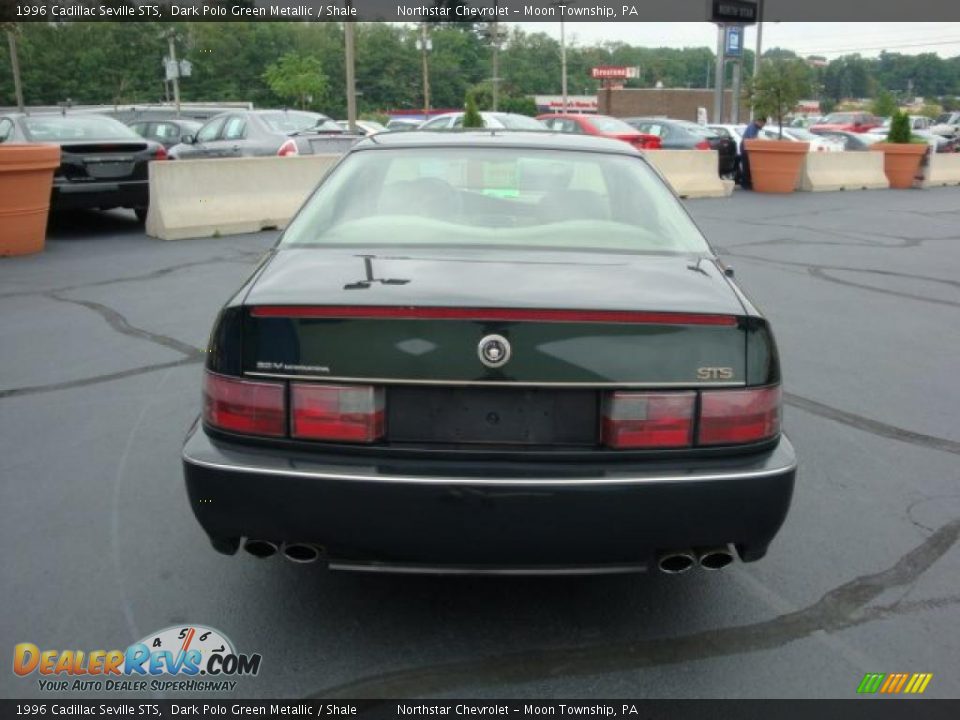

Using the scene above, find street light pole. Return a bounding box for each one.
[560,21,568,112]
[713,25,725,123]
[7,30,24,114]
[344,20,357,133]
[491,20,500,111]
[751,0,764,121]
[167,31,181,118]
[419,22,431,120]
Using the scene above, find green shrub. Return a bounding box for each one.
[462,92,483,128]
[887,111,912,144]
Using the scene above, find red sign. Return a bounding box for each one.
[591,66,629,80]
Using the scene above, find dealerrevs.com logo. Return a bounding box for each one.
[13,625,261,693]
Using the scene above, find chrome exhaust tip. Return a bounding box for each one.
[281,543,321,564]
[696,545,735,570]
[243,539,278,559]
[657,549,696,574]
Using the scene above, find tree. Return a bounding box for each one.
[748,58,812,138]
[462,91,483,127]
[887,110,912,144]
[263,52,327,110]
[871,89,897,118]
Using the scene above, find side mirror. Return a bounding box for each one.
[181,134,196,145]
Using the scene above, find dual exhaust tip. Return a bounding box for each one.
[243,540,734,573]
[657,546,735,574]
[242,539,322,564]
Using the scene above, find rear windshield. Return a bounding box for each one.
[823,113,856,123]
[495,114,548,130]
[259,111,339,134]
[22,116,140,141]
[280,148,710,254]
[589,116,638,134]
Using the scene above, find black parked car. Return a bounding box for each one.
[168,109,360,160]
[183,131,796,575]
[128,118,203,149]
[623,117,737,177]
[0,113,165,221]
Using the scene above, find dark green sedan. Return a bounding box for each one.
[183,131,796,575]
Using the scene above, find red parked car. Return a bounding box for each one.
[810,112,881,134]
[537,113,661,150]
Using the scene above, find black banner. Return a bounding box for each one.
[1,700,959,720]
[2,0,960,23]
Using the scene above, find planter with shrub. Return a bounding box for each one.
[743,59,811,193]
[0,144,60,257]
[869,111,928,189]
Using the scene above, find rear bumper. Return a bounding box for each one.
[51,180,149,210]
[182,422,796,571]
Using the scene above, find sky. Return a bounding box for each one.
[511,22,960,59]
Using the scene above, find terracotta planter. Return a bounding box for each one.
[743,139,809,193]
[869,142,927,189]
[0,144,61,257]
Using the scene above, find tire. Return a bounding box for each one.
[134,207,148,223]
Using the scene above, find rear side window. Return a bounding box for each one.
[223,116,247,140]
[280,147,710,255]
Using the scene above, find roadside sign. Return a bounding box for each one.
[710,0,758,25]
[591,66,640,80]
[724,25,744,57]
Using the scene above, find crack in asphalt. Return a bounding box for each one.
[310,518,960,698]
[0,250,264,300]
[0,356,202,399]
[785,393,960,457]
[48,292,203,356]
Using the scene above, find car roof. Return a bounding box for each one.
[351,129,640,155]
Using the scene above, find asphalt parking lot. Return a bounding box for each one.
[2,189,959,700]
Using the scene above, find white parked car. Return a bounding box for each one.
[927,112,960,138]
[707,124,747,146]
[419,111,548,131]
[759,126,844,152]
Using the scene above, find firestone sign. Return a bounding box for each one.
[591,66,640,80]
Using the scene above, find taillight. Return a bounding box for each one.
[291,383,384,443]
[277,139,299,157]
[646,137,662,150]
[695,140,711,150]
[601,392,695,449]
[203,371,285,437]
[698,386,781,445]
[154,146,168,161]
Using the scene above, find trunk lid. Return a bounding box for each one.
[242,248,748,386]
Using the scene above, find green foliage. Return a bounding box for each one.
[462,91,483,128]
[499,95,537,116]
[919,102,941,119]
[263,52,327,110]
[871,89,898,118]
[748,58,812,137]
[819,97,837,115]
[887,111,912,144]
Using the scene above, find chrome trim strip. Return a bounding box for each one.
[243,372,745,389]
[327,562,649,576]
[182,454,796,487]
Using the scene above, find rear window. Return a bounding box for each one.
[259,111,337,134]
[823,113,856,124]
[280,147,710,255]
[22,116,140,141]
[588,116,638,134]
[494,114,548,130]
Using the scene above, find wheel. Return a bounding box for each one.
[134,207,148,223]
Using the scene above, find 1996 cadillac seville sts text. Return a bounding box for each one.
[182,131,796,575]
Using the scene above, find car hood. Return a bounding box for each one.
[244,247,747,316]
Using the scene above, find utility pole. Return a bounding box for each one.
[731,62,741,123]
[713,25,725,123]
[418,23,431,120]
[7,30,24,113]
[167,31,181,118]
[751,0,764,121]
[344,20,357,133]
[491,20,500,111]
[560,21,568,112]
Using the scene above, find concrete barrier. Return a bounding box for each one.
[797,152,889,192]
[642,150,728,198]
[146,155,341,240]
[920,153,960,188]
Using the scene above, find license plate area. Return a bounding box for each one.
[386,386,599,446]
[85,160,134,179]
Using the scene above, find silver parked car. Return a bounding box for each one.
[168,110,360,160]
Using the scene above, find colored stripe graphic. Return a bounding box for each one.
[857,673,885,693]
[858,672,932,695]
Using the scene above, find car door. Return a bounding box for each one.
[182,116,227,159]
[220,115,249,157]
